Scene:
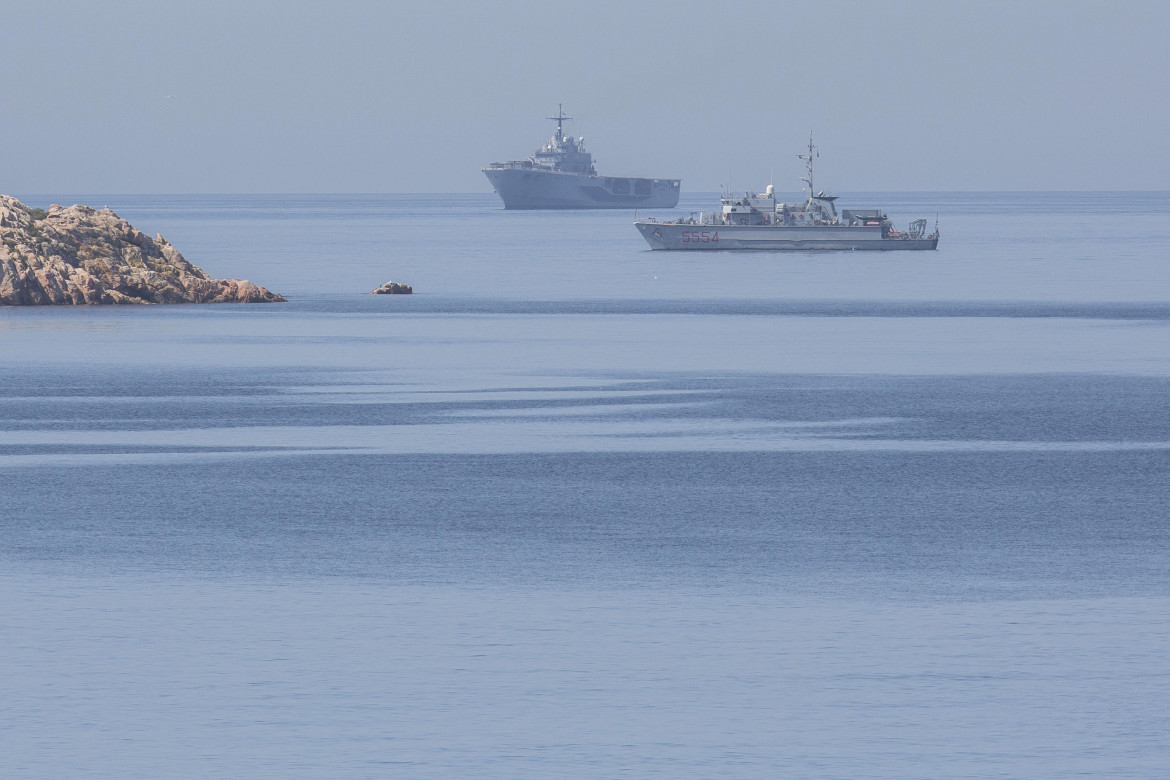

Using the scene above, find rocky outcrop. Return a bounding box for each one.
[0,194,284,304]
[372,281,412,294]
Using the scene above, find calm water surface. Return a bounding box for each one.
[3,192,1169,777]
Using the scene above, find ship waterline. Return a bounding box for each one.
[635,221,939,250]
[483,167,680,210]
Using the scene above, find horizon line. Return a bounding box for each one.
[9,189,1170,198]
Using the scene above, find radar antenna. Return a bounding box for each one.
[547,103,573,142]
[796,131,819,199]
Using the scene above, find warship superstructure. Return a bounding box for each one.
[635,135,939,250]
[483,105,681,210]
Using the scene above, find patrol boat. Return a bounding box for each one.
[634,135,939,250]
[483,105,681,210]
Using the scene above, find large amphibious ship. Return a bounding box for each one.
[483,106,681,210]
[635,135,939,250]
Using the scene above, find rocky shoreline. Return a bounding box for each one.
[0,194,283,305]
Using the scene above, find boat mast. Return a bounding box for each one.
[547,103,572,143]
[797,131,818,200]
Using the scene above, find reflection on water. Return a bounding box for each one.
[3,193,1170,777]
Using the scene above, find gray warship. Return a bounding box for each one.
[483,105,681,210]
[635,135,939,250]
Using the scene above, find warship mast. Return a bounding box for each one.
[547,104,572,143]
[797,131,819,199]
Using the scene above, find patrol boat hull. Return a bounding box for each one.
[634,134,939,251]
[635,222,939,250]
[483,167,680,210]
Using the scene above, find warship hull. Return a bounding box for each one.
[483,167,680,210]
[635,222,939,251]
[632,133,939,251]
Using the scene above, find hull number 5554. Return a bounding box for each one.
[680,230,718,243]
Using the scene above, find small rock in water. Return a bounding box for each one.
[372,281,412,294]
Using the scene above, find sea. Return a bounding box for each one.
[2,190,1169,778]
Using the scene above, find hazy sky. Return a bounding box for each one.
[3,0,1168,193]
